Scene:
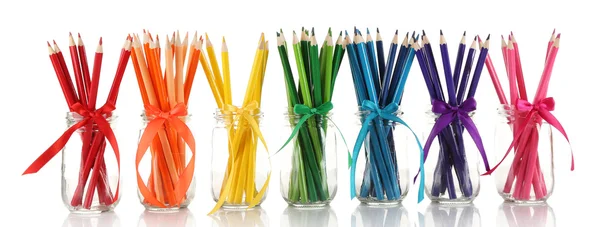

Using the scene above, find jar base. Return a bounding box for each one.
[144,205,188,213]
[430,197,475,204]
[500,193,548,204]
[287,202,330,208]
[68,206,114,214]
[359,200,402,206]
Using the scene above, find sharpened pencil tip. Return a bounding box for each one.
[552,28,556,35]
[440,29,443,35]
[486,34,490,40]
[463,31,466,36]
[474,36,478,41]
[367,28,370,34]
[47,41,51,46]
[377,27,380,33]
[276,32,280,37]
[395,29,398,35]
[53,40,57,45]
[339,31,342,36]
[556,33,561,39]
[422,30,426,36]
[345,30,349,36]
[99,37,102,45]
[311,27,315,35]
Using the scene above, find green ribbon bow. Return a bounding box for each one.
[276,102,351,168]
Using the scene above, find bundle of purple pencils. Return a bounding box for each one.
[416,30,491,201]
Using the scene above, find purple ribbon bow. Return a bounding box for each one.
[423,97,490,171]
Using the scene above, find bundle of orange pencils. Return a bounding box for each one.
[23,33,132,211]
[132,30,198,209]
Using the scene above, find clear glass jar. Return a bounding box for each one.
[211,207,270,226]
[496,203,555,227]
[62,112,120,213]
[136,113,196,211]
[281,206,337,227]
[423,204,481,227]
[211,108,269,208]
[137,208,195,227]
[424,109,480,203]
[494,105,554,203]
[352,204,410,227]
[353,108,410,205]
[280,109,337,207]
[62,212,121,227]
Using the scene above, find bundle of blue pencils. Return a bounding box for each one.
[347,28,418,202]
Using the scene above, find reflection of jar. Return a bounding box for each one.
[211,108,269,208]
[280,109,337,207]
[62,112,120,213]
[62,212,121,227]
[281,207,337,227]
[496,203,555,227]
[136,113,196,211]
[495,105,555,203]
[137,208,196,227]
[424,109,480,203]
[353,109,410,205]
[424,204,481,227]
[211,207,270,227]
[352,204,410,227]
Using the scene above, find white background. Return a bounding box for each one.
[0,0,596,226]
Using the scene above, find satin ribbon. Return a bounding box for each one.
[275,102,351,167]
[23,102,121,203]
[422,98,490,172]
[483,97,574,175]
[350,100,425,203]
[209,101,269,215]
[136,103,196,208]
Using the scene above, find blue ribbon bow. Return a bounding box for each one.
[350,100,425,203]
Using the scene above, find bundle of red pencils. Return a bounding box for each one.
[483,30,573,201]
[23,33,132,211]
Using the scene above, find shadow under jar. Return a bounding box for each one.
[136,113,196,211]
[424,109,480,204]
[62,112,120,213]
[494,105,554,203]
[280,109,337,207]
[353,109,410,205]
[211,108,269,209]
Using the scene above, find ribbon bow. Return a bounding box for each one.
[209,101,270,214]
[275,102,351,167]
[350,100,425,203]
[136,103,196,208]
[483,97,574,175]
[23,102,121,202]
[422,98,490,172]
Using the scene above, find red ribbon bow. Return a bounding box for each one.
[23,102,121,202]
[136,103,196,208]
[483,97,574,175]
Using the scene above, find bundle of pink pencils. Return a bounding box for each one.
[483,30,573,201]
[23,33,132,210]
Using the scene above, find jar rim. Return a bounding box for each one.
[67,111,118,121]
[214,107,263,118]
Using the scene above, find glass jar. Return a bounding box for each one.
[281,206,337,227]
[280,109,337,207]
[138,208,195,227]
[62,112,120,213]
[211,107,269,208]
[353,108,410,205]
[423,204,481,227]
[424,109,480,203]
[136,113,196,211]
[352,204,410,227]
[496,203,555,227]
[494,105,554,203]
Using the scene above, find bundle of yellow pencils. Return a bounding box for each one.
[131,30,199,209]
[206,33,270,214]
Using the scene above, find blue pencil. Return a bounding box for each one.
[453,32,467,92]
[376,28,386,84]
[378,31,399,105]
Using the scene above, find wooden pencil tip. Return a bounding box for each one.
[47,41,51,47]
[475,36,479,41]
[439,29,443,35]
[53,40,57,45]
[376,27,380,33]
[99,37,102,45]
[366,28,370,34]
[486,34,490,40]
[552,28,556,35]
[311,27,315,35]
[422,30,426,36]
[395,29,398,35]
[69,32,73,37]
[556,33,561,39]
[339,31,342,36]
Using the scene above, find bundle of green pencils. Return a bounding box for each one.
[276,27,345,205]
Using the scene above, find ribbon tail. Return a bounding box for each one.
[413,114,453,183]
[171,118,196,205]
[248,119,270,209]
[350,114,376,199]
[327,116,352,169]
[482,115,532,176]
[539,109,574,170]
[387,114,426,203]
[273,114,311,157]
[23,120,88,175]
[95,118,121,202]
[136,119,166,208]
[460,114,490,171]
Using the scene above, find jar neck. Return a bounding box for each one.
[140,112,191,123]
[215,107,263,124]
[67,112,117,125]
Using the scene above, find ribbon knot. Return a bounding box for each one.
[135,102,195,208]
[350,100,426,203]
[484,97,573,175]
[422,97,490,176]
